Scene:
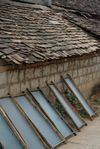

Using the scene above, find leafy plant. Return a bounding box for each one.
[78,109,88,118]
[90,95,100,105]
[54,89,89,118]
[94,100,100,104]
[64,89,88,118]
[54,100,66,118]
[64,89,78,106]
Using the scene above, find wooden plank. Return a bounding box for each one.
[11,97,51,149]
[0,106,29,149]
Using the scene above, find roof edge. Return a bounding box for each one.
[0,53,99,72]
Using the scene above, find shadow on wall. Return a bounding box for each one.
[90,84,100,96]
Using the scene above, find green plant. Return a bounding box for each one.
[94,99,100,104]
[64,89,88,118]
[79,109,88,118]
[91,95,100,105]
[64,89,78,106]
[54,100,66,118]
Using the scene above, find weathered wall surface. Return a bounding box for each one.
[0,55,100,99]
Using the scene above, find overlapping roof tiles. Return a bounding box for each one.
[0,3,100,65]
[54,0,100,38]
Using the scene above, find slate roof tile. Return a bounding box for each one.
[0,3,100,65]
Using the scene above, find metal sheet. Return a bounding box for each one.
[65,78,96,117]
[49,84,85,129]
[0,98,45,149]
[16,96,62,148]
[0,114,23,149]
[31,90,73,138]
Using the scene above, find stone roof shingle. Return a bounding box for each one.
[0,3,100,65]
[54,0,100,39]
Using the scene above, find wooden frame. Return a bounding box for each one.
[61,74,98,120]
[24,93,65,148]
[11,96,50,149]
[25,88,76,141]
[25,90,66,141]
[47,82,87,131]
[11,95,65,149]
[0,106,28,149]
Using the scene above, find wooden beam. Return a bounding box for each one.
[11,97,50,149]
[0,106,29,149]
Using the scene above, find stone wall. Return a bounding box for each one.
[0,55,100,99]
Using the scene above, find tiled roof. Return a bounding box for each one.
[54,0,100,14]
[54,1,100,39]
[60,8,100,39]
[0,3,100,65]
